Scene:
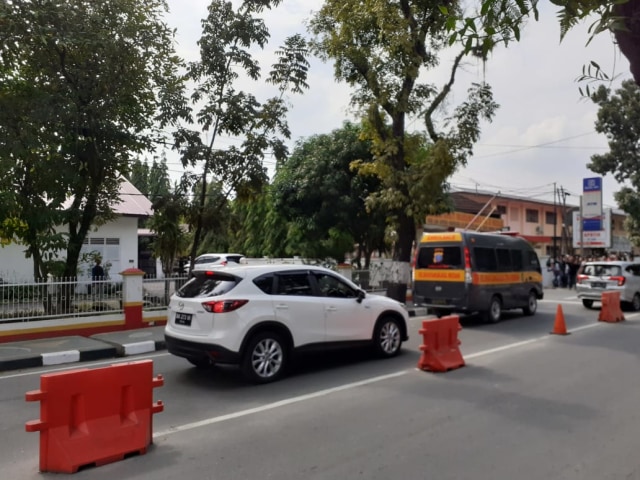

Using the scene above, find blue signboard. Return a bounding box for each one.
[582,218,602,231]
[583,177,602,192]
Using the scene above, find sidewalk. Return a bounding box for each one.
[0,327,167,372]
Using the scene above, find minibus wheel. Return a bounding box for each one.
[483,296,502,323]
[523,291,537,315]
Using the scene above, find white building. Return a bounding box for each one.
[0,178,152,282]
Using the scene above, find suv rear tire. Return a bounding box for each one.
[241,332,288,384]
[582,299,594,309]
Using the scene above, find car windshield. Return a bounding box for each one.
[176,273,239,298]
[582,264,622,277]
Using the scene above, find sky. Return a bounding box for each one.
[163,0,634,211]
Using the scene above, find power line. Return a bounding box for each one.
[471,131,600,160]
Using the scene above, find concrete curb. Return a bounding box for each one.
[0,329,166,373]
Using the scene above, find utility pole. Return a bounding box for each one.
[560,185,569,254]
[553,182,557,258]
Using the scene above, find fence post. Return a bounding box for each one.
[121,268,145,329]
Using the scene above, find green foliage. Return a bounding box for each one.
[0,0,187,281]
[147,191,190,276]
[229,189,290,257]
[271,122,388,265]
[174,0,309,268]
[310,1,500,264]
[588,79,640,244]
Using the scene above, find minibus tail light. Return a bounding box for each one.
[464,247,472,284]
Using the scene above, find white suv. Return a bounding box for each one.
[164,264,409,383]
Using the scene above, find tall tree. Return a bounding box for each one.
[551,0,640,85]
[148,154,172,202]
[174,0,309,273]
[0,0,187,282]
[230,189,290,258]
[271,121,387,266]
[130,159,151,197]
[588,80,640,243]
[309,1,499,289]
[148,189,189,300]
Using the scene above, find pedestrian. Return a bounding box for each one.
[91,258,105,296]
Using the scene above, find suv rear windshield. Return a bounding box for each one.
[582,264,622,277]
[176,273,239,298]
[417,246,463,269]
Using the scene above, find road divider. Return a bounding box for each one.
[25,359,163,473]
[417,315,465,373]
[598,291,625,323]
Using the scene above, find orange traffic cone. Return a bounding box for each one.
[550,304,570,335]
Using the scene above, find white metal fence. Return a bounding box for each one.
[0,267,395,324]
[0,277,123,323]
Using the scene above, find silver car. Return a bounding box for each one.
[576,261,640,310]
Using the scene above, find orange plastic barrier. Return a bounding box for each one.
[417,315,465,372]
[25,359,164,473]
[598,291,625,323]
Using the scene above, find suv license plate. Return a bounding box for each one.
[175,312,192,326]
[592,282,606,289]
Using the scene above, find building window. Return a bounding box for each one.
[545,211,556,225]
[496,205,507,215]
[525,209,539,223]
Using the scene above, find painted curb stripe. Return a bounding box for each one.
[123,341,156,356]
[41,350,81,366]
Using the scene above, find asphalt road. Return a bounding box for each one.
[3,288,640,479]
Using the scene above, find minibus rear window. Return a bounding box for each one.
[417,246,463,269]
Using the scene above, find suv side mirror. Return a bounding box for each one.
[357,289,366,303]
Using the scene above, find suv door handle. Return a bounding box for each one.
[326,306,337,312]
[275,304,289,310]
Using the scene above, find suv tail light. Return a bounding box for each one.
[202,300,248,313]
[577,274,588,284]
[610,276,626,286]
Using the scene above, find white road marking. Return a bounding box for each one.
[153,371,409,438]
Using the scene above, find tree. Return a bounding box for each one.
[174,0,309,273]
[588,80,640,243]
[0,0,187,285]
[551,0,640,85]
[147,190,189,300]
[448,0,640,86]
[309,1,499,289]
[230,188,290,258]
[271,122,387,266]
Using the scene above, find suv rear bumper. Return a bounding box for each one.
[165,333,241,365]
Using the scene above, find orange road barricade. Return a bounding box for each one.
[417,315,465,372]
[598,291,625,323]
[25,359,164,474]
